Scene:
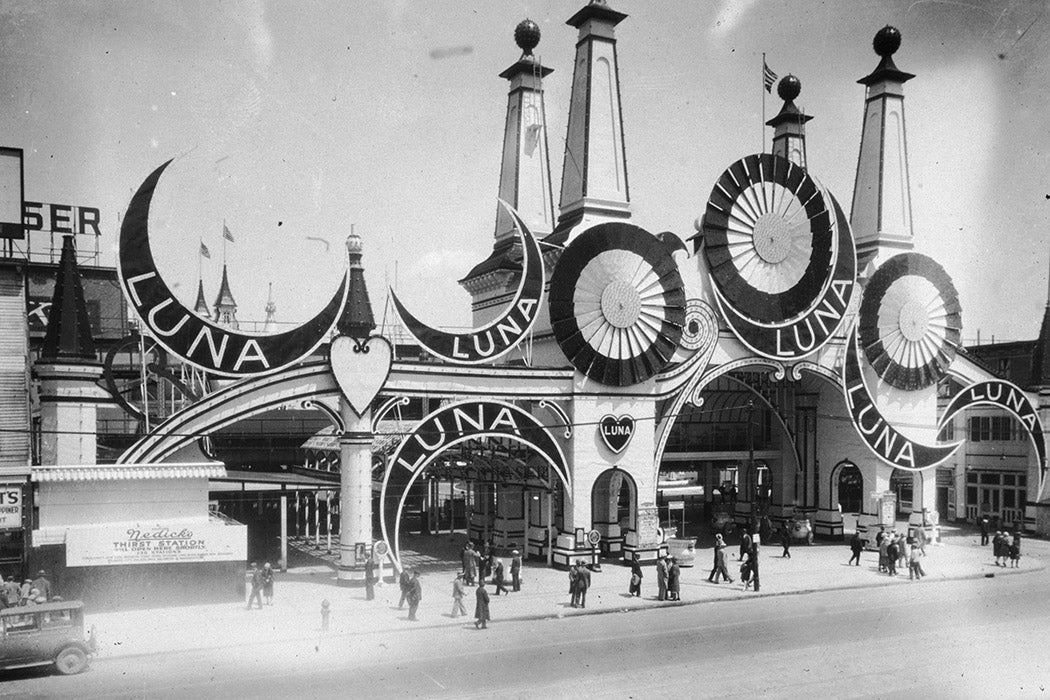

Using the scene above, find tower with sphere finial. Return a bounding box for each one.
[766,75,812,168]
[460,19,556,325]
[851,25,916,275]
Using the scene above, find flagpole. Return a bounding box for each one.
[222,219,227,263]
[762,52,766,154]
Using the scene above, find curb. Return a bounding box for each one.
[93,558,1044,663]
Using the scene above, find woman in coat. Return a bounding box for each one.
[261,562,275,605]
[474,581,490,629]
[667,557,681,601]
[628,554,643,597]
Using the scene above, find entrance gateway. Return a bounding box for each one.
[28,5,1045,603]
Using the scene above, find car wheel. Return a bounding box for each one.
[55,646,88,675]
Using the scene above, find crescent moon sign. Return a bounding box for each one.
[842,325,960,472]
[118,160,349,377]
[390,200,544,364]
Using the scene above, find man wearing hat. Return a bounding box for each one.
[656,552,669,601]
[510,549,522,592]
[32,570,51,602]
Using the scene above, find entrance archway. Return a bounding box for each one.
[380,399,570,570]
[833,460,863,513]
[591,468,637,556]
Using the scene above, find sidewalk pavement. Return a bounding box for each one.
[87,530,1045,660]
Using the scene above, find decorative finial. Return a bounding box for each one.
[345,232,363,256]
[873,25,902,57]
[777,75,801,102]
[515,19,541,56]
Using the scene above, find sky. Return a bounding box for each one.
[0,0,1047,343]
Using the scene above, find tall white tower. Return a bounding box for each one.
[850,26,915,275]
[551,0,631,244]
[766,75,812,169]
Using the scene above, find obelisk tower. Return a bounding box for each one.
[850,26,915,275]
[461,19,555,327]
[551,0,631,244]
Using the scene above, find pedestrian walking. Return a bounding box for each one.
[246,563,263,610]
[261,562,275,605]
[628,553,643,596]
[749,539,761,592]
[406,570,422,621]
[398,567,412,609]
[886,535,899,576]
[492,558,509,595]
[1009,533,1021,568]
[878,532,890,572]
[979,516,990,545]
[575,560,591,608]
[461,541,477,585]
[365,555,377,600]
[474,581,490,629]
[708,533,733,583]
[914,525,927,554]
[510,550,522,592]
[667,557,681,601]
[992,531,1003,566]
[451,573,467,617]
[805,518,814,545]
[320,599,330,631]
[568,561,580,606]
[848,531,863,566]
[908,545,925,580]
[480,541,493,582]
[780,524,792,558]
[656,553,669,600]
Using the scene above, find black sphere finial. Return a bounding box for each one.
[515,19,541,56]
[873,25,902,57]
[778,74,801,102]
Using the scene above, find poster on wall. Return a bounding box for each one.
[0,485,23,530]
[65,522,247,567]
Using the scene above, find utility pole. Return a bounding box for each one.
[747,400,756,525]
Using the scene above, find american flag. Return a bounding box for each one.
[763,60,778,93]
[199,242,211,259]
[222,224,235,242]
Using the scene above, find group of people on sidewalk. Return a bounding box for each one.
[992,530,1021,568]
[871,527,926,580]
[707,532,761,591]
[1,570,55,608]
[452,540,524,628]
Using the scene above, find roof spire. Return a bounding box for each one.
[337,231,376,339]
[40,234,96,362]
[193,278,211,320]
[213,263,239,329]
[766,74,812,168]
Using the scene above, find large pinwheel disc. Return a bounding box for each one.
[549,223,685,386]
[859,252,962,391]
[702,153,833,323]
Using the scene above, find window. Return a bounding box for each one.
[1003,474,1016,486]
[966,472,978,484]
[980,473,1000,485]
[939,419,955,441]
[966,486,977,505]
[3,614,38,633]
[969,417,990,442]
[1003,490,1016,508]
[41,610,72,629]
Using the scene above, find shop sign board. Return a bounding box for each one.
[66,522,247,567]
[0,485,23,530]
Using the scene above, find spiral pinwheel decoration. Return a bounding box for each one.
[859,252,962,391]
[549,223,685,386]
[702,153,834,324]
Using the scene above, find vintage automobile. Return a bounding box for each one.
[0,601,95,675]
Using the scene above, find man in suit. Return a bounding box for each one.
[246,563,263,610]
[656,553,669,600]
[848,532,863,566]
[474,581,490,629]
[510,550,522,592]
[406,570,422,621]
[575,560,592,608]
[364,555,377,601]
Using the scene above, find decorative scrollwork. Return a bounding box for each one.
[539,399,573,439]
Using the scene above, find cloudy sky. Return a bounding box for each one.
[0,0,1046,343]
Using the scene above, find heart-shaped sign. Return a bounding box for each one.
[330,335,393,418]
[599,414,635,454]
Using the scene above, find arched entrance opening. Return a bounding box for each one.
[658,367,803,543]
[380,400,570,571]
[835,461,863,514]
[591,468,637,557]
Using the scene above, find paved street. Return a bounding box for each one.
[1,530,1047,698]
